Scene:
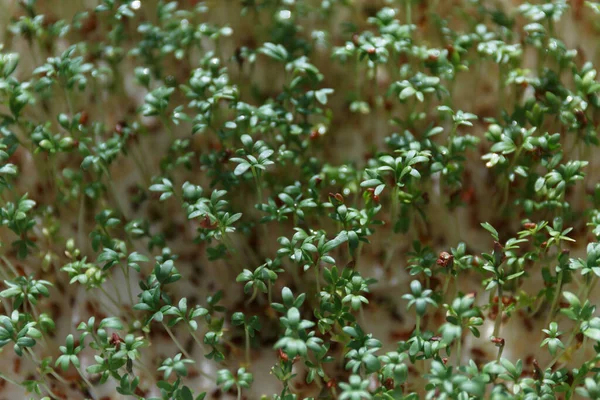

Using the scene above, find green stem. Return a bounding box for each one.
[107,273,124,305]
[314,264,321,294]
[0,372,20,386]
[121,265,135,306]
[246,286,258,306]
[41,382,61,400]
[98,285,124,315]
[496,345,504,362]
[267,279,272,305]
[107,171,129,220]
[584,276,599,302]
[62,85,74,116]
[493,284,503,338]
[384,186,400,269]
[245,328,251,367]
[189,329,206,355]
[161,116,175,142]
[75,366,99,399]
[49,369,69,386]
[442,274,452,296]
[390,186,399,228]
[163,322,192,360]
[498,65,505,115]
[373,65,379,108]
[545,270,563,328]
[77,195,86,252]
[1,255,19,276]
[455,335,462,366]
[252,167,264,204]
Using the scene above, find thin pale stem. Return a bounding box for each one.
[545,271,563,328]
[314,265,321,294]
[121,265,135,306]
[245,328,251,367]
[163,323,192,360]
[98,286,124,315]
[76,366,99,400]
[107,274,124,305]
[0,372,20,387]
[455,335,462,366]
[493,284,503,338]
[1,256,19,276]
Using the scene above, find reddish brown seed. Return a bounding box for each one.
[115,122,125,134]
[436,251,454,268]
[199,215,218,230]
[525,354,534,366]
[134,386,148,398]
[384,378,395,390]
[79,111,89,125]
[523,222,536,229]
[110,333,123,346]
[366,48,376,55]
[278,348,288,362]
[575,109,588,127]
[491,337,505,347]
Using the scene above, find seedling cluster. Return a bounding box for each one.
[1,0,600,399]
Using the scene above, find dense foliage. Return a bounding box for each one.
[1,0,600,399]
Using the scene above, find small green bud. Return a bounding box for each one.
[59,137,75,149]
[42,252,53,272]
[58,113,70,129]
[135,67,151,87]
[39,139,53,150]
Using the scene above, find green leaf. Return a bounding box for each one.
[480,222,499,240]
